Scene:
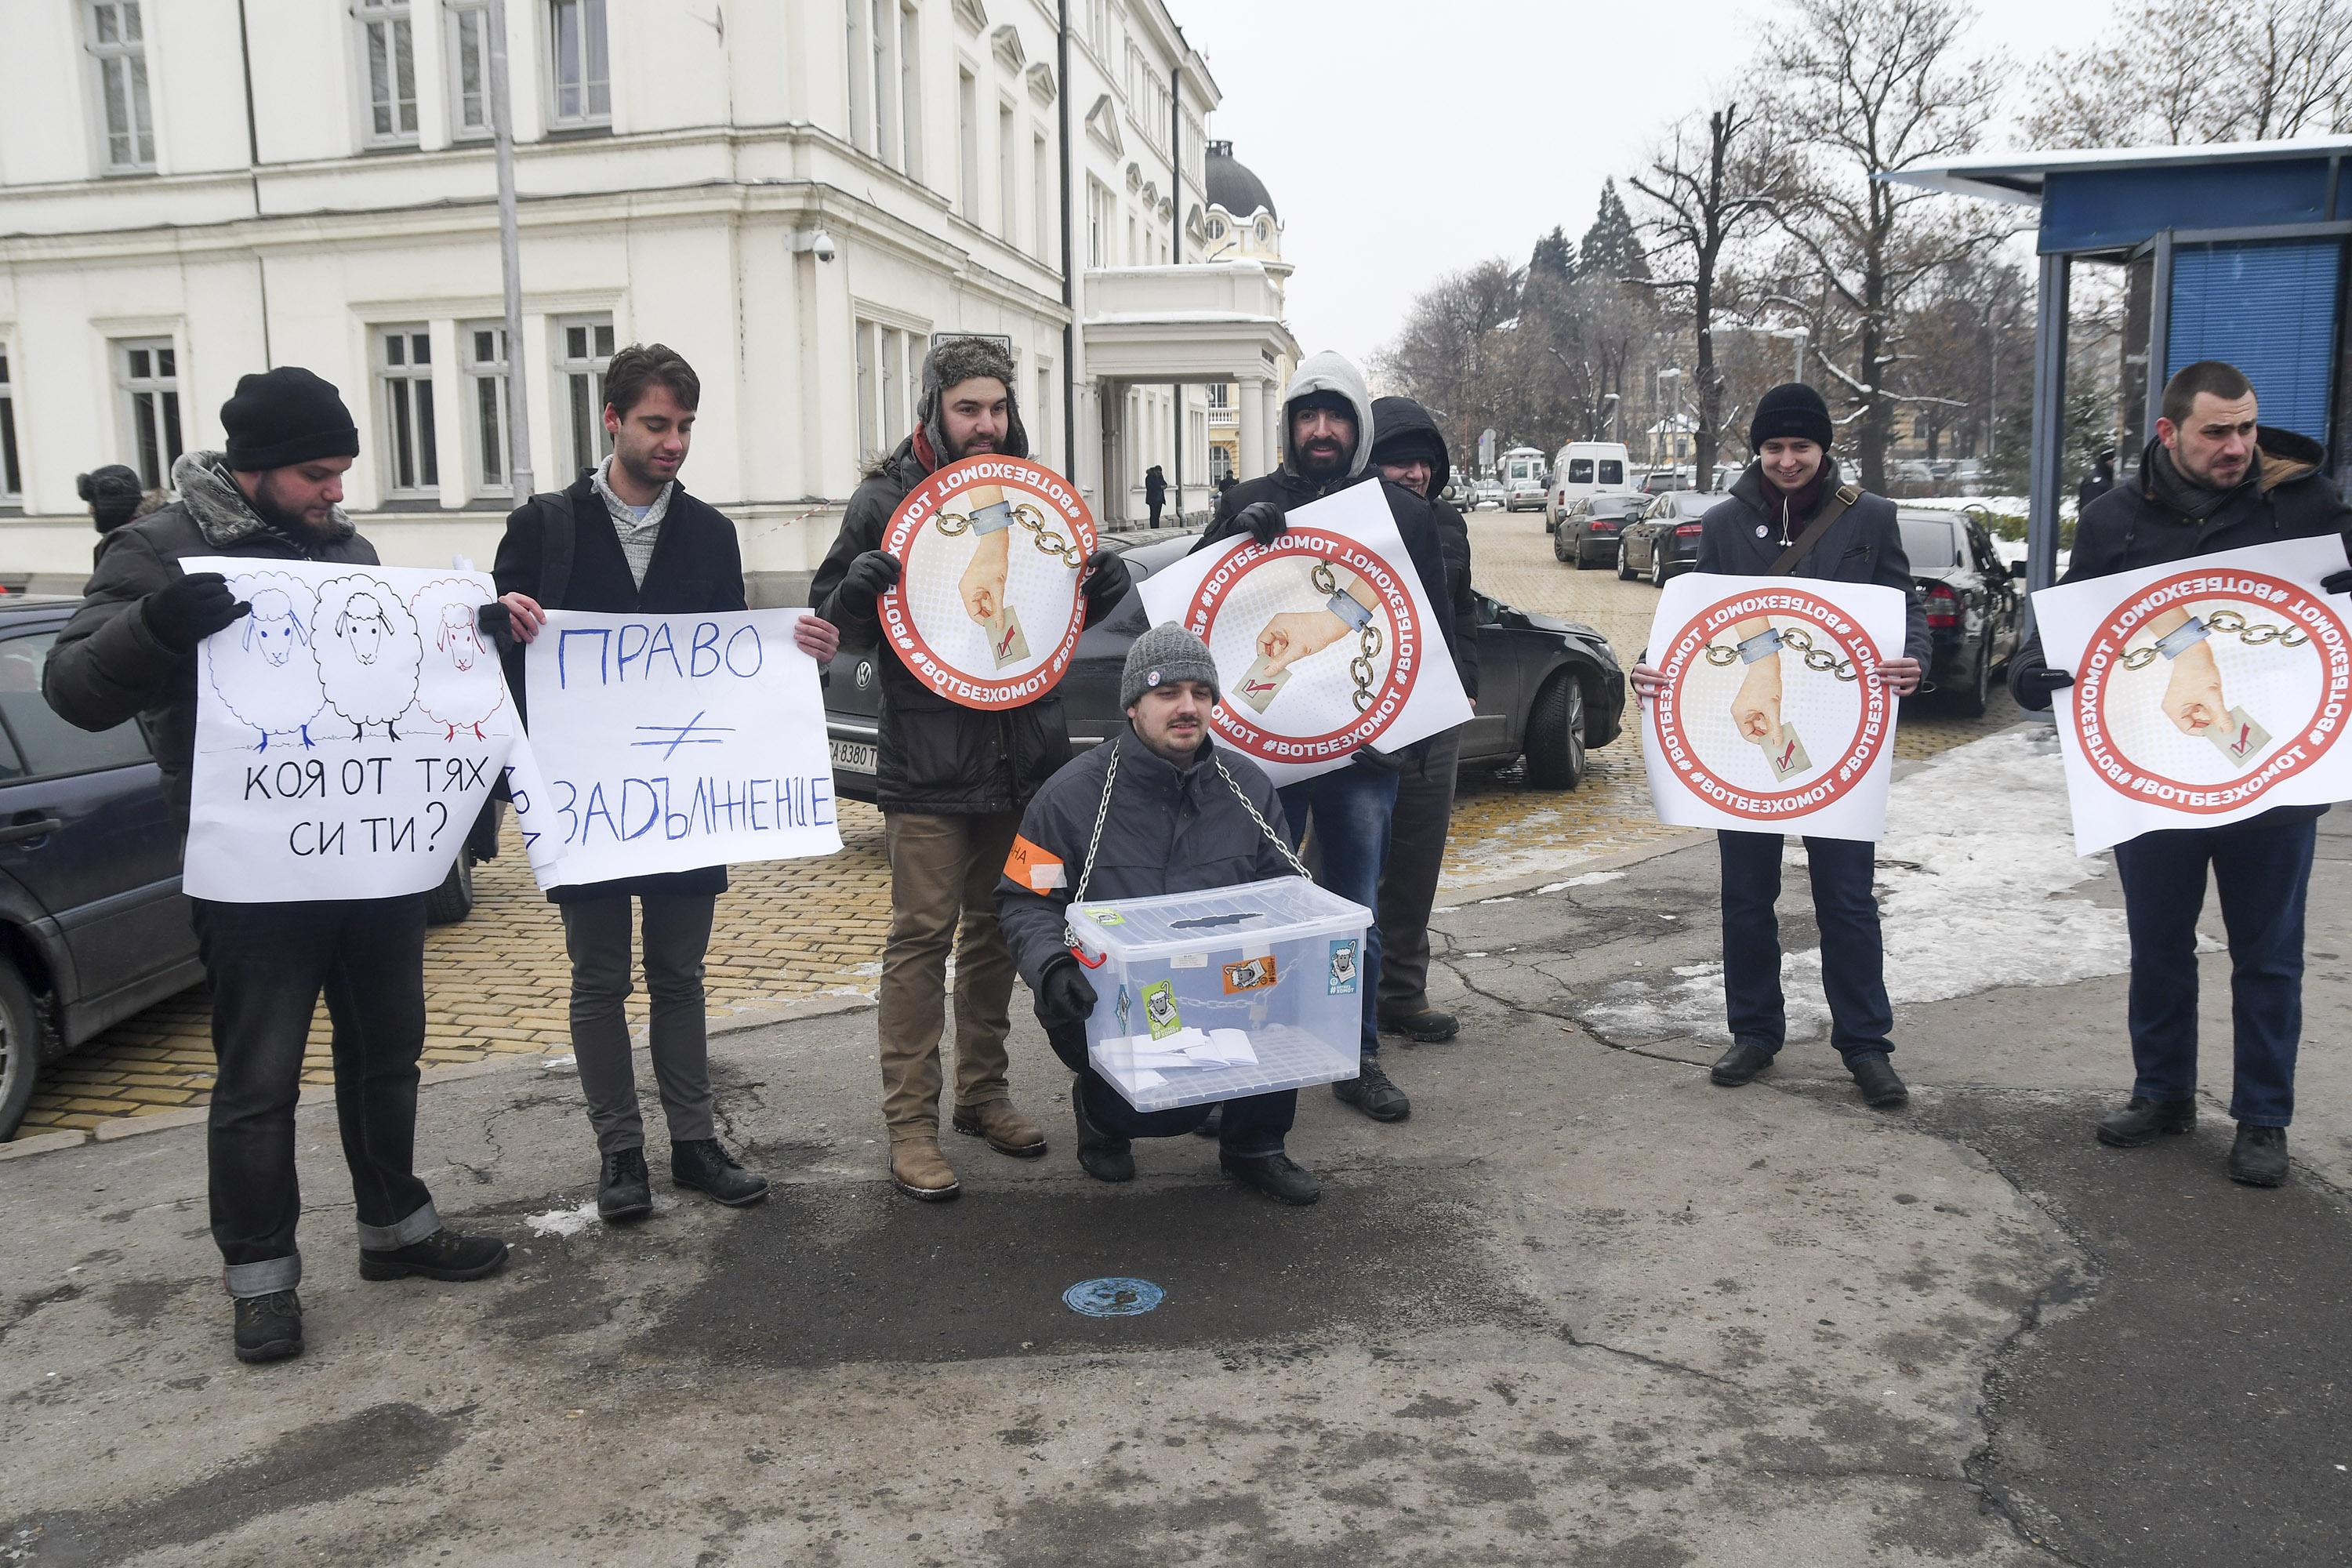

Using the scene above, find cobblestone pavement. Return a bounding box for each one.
[12,505,2017,1140]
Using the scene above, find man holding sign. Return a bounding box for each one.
[44,368,508,1364]
[2011,360,2352,1187]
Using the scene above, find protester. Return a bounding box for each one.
[77,465,143,544]
[43,368,507,1364]
[1629,382,1927,1109]
[1192,352,1458,1123]
[2012,360,2352,1187]
[1367,395,1479,1044]
[997,623,1323,1203]
[2077,446,2117,512]
[810,337,1133,1201]
[1145,463,1167,528]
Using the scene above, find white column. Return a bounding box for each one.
[1237,376,1268,480]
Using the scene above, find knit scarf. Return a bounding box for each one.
[591,458,674,589]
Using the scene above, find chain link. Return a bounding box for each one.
[1310,561,1385,710]
[1703,624,1857,681]
[2121,608,2310,671]
[935,503,1087,568]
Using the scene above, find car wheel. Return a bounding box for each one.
[425,851,477,926]
[1574,540,1596,571]
[1953,637,1991,719]
[1650,546,1671,588]
[1616,540,1636,581]
[1553,526,1572,563]
[0,954,47,1141]
[1524,674,1589,790]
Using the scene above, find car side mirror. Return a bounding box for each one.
[2009,559,2029,579]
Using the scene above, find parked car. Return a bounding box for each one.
[1499,448,1549,512]
[1474,479,1504,509]
[0,598,205,1138]
[1901,506,2024,717]
[1616,492,1715,585]
[1635,468,1693,495]
[1553,493,1650,568]
[1544,441,1633,528]
[826,530,1626,799]
[1439,474,1475,512]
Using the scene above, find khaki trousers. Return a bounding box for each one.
[878,809,1023,1138]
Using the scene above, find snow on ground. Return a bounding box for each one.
[1579,727,2132,1046]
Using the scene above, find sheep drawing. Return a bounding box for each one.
[310,575,423,740]
[406,578,510,741]
[204,572,323,752]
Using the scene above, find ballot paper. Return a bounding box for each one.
[1105,1027,1260,1071]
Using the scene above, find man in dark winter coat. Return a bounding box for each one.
[1631,382,1929,1111]
[2012,359,2352,1188]
[996,622,1322,1204]
[1367,396,1479,1044]
[42,368,508,1366]
[78,464,144,544]
[809,336,1133,1201]
[2077,448,2117,512]
[1193,351,1460,1124]
[488,343,837,1223]
[1145,463,1167,528]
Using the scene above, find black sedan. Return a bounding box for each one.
[1615,492,1715,586]
[1553,494,1650,568]
[826,529,1625,797]
[1902,506,2024,717]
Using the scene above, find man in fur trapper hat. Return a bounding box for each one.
[811,336,1135,1202]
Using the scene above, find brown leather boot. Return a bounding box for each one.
[952,1098,1049,1159]
[890,1135,960,1202]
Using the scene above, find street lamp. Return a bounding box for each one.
[488,0,533,499]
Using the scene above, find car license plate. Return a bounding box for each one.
[830,739,878,773]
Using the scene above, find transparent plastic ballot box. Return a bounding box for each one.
[1065,875,1372,1112]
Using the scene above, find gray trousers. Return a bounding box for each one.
[1376,726,1463,1017]
[561,891,719,1156]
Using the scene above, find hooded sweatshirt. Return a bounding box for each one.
[1370,395,1479,701]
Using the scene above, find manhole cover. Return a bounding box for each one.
[1062,1277,1164,1317]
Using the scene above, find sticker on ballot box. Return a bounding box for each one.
[1141,980,1181,1040]
[1328,940,1359,995]
[1223,954,1278,994]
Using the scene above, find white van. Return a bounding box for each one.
[1499,447,1549,511]
[1546,442,1632,529]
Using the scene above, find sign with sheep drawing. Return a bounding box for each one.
[509,608,841,887]
[181,559,516,902]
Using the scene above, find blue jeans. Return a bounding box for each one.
[1279,763,1400,1058]
[1717,831,1894,1062]
[2110,809,2315,1127]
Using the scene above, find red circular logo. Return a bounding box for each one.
[877,456,1098,711]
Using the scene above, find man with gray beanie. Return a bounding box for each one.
[811,336,1134,1201]
[45,365,508,1367]
[996,623,1323,1203]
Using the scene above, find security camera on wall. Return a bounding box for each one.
[812,230,836,263]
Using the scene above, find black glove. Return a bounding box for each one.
[2321,568,2352,596]
[1080,547,1132,612]
[1351,744,1406,775]
[839,549,902,602]
[1234,500,1286,546]
[1034,957,1099,1031]
[2013,665,2074,712]
[143,572,249,652]
[476,601,514,648]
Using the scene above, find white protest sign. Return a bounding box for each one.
[2029,534,2352,855]
[1137,482,1473,784]
[183,558,514,902]
[1639,572,1908,842]
[520,608,841,887]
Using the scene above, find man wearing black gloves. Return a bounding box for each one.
[1195,351,1459,1123]
[997,623,1322,1203]
[810,336,1132,1201]
[2013,360,2352,1188]
[1630,382,1927,1110]
[43,367,507,1365]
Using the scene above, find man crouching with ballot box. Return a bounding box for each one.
[996,624,1326,1205]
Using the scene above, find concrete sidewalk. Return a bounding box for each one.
[2,729,2347,1566]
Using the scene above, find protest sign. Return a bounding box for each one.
[2029,534,2352,855]
[1136,482,1473,784]
[1639,572,1908,842]
[520,608,840,887]
[877,454,1098,710]
[182,558,514,902]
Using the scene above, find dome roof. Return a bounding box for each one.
[1206,140,1276,223]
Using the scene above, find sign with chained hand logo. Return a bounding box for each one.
[2030,535,2352,855]
[1640,572,1910,841]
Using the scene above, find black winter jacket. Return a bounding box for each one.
[1368,395,1480,701]
[1697,460,1932,665]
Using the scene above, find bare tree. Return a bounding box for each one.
[2027,0,2352,147]
[1375,260,1523,462]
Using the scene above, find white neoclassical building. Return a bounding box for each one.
[0,0,1298,598]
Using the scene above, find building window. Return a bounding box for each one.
[1032,131,1050,259]
[85,2,156,172]
[556,316,615,475]
[116,338,182,491]
[855,321,924,464]
[1086,178,1112,270]
[463,323,512,495]
[898,2,922,183]
[376,326,438,496]
[1085,0,1109,59]
[358,1,420,145]
[957,67,980,219]
[548,0,611,128]
[446,1,494,139]
[1035,364,1052,468]
[869,0,894,164]
[996,101,1016,240]
[0,345,20,504]
[1207,383,1230,411]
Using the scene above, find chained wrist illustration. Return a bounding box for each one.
[935,483,1087,568]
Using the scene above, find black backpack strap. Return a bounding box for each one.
[534,488,579,608]
[1769,484,1861,575]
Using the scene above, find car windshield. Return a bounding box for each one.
[1900,516,1962,568]
[1593,496,1644,517]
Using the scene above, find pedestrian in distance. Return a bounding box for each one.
[42,368,509,1366]
[2077,446,2118,513]
[809,336,1134,1201]
[1628,382,1929,1109]
[996,622,1323,1204]
[1145,463,1167,528]
[486,343,836,1223]
[77,464,144,551]
[2012,359,2352,1187]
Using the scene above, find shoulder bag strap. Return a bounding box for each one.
[1769,484,1861,575]
[536,490,579,608]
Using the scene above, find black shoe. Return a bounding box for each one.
[597,1147,654,1222]
[2095,1096,2197,1149]
[1380,1007,1459,1044]
[1847,1051,1908,1108]
[358,1229,510,1283]
[1071,1080,1134,1183]
[1711,1040,1775,1087]
[1192,1105,1222,1139]
[233,1290,303,1365]
[2228,1123,2289,1187]
[671,1138,770,1207]
[1332,1059,1411,1122]
[1220,1151,1322,1206]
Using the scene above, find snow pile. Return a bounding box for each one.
[524,1200,602,1238]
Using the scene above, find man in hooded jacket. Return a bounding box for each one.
[810,337,1133,1201]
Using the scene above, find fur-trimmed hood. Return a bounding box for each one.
[171,450,357,550]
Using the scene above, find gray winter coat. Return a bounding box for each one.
[1697,460,1931,664]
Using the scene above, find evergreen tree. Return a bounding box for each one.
[1530,226,1576,278]
[1577,180,1650,282]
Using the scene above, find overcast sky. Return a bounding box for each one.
[1178,0,2114,363]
